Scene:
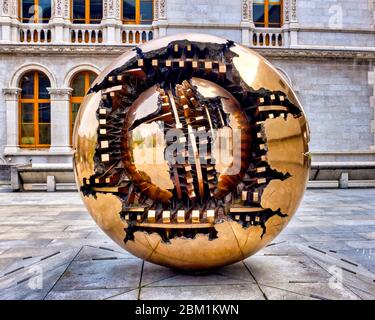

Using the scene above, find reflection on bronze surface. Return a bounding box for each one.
[73,34,310,270]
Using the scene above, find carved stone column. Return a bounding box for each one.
[51,0,69,43]
[155,0,167,37]
[151,0,159,38]
[0,0,14,43]
[48,88,73,152]
[3,88,21,154]
[289,0,299,47]
[102,0,122,44]
[241,0,253,46]
[281,0,290,47]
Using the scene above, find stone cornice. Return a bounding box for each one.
[255,47,375,61]
[0,44,374,61]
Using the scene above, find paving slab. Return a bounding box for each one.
[139,284,265,300]
[45,288,131,300]
[53,258,143,291]
[244,255,332,284]
[260,283,360,300]
[0,189,374,300]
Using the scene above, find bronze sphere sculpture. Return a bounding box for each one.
[73,34,310,270]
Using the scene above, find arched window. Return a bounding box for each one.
[122,0,153,24]
[19,71,51,147]
[253,0,282,28]
[70,71,97,143]
[19,0,51,23]
[71,0,103,24]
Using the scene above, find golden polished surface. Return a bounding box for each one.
[73,34,310,270]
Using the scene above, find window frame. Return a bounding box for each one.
[19,71,51,148]
[69,71,96,145]
[18,0,52,23]
[253,0,283,28]
[122,0,153,25]
[71,0,103,24]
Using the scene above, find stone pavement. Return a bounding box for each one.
[0,189,374,300]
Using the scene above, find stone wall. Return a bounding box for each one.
[298,31,375,47]
[298,0,374,30]
[271,58,373,155]
[167,0,242,24]
[0,51,373,163]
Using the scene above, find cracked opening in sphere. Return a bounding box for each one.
[74,34,310,269]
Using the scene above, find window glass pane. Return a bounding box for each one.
[140,0,153,22]
[38,123,51,144]
[253,4,265,25]
[38,73,50,99]
[20,72,35,98]
[21,103,34,123]
[89,72,97,84]
[123,0,136,21]
[269,5,281,25]
[38,103,50,123]
[72,102,81,129]
[73,0,85,21]
[90,0,103,22]
[39,0,51,21]
[22,0,36,20]
[72,73,86,97]
[21,123,35,145]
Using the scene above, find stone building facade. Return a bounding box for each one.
[0,0,374,169]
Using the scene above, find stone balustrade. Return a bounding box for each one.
[120,25,154,45]
[19,23,53,44]
[70,24,104,44]
[252,28,284,48]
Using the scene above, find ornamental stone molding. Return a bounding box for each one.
[1,45,374,62]
[103,0,121,20]
[55,0,63,17]
[64,0,69,18]
[1,0,17,17]
[154,0,159,20]
[291,0,298,23]
[2,0,9,15]
[242,0,251,22]
[51,0,69,19]
[63,63,102,87]
[10,63,57,88]
[47,87,73,100]
[2,87,20,100]
[284,0,290,24]
[159,0,167,20]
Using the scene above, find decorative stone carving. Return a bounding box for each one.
[103,0,108,18]
[2,88,20,101]
[64,0,69,18]
[11,0,17,16]
[242,0,250,21]
[47,88,73,100]
[3,0,9,15]
[115,0,120,19]
[154,0,159,20]
[56,0,63,16]
[159,0,166,19]
[291,0,297,22]
[108,0,114,17]
[284,0,290,23]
